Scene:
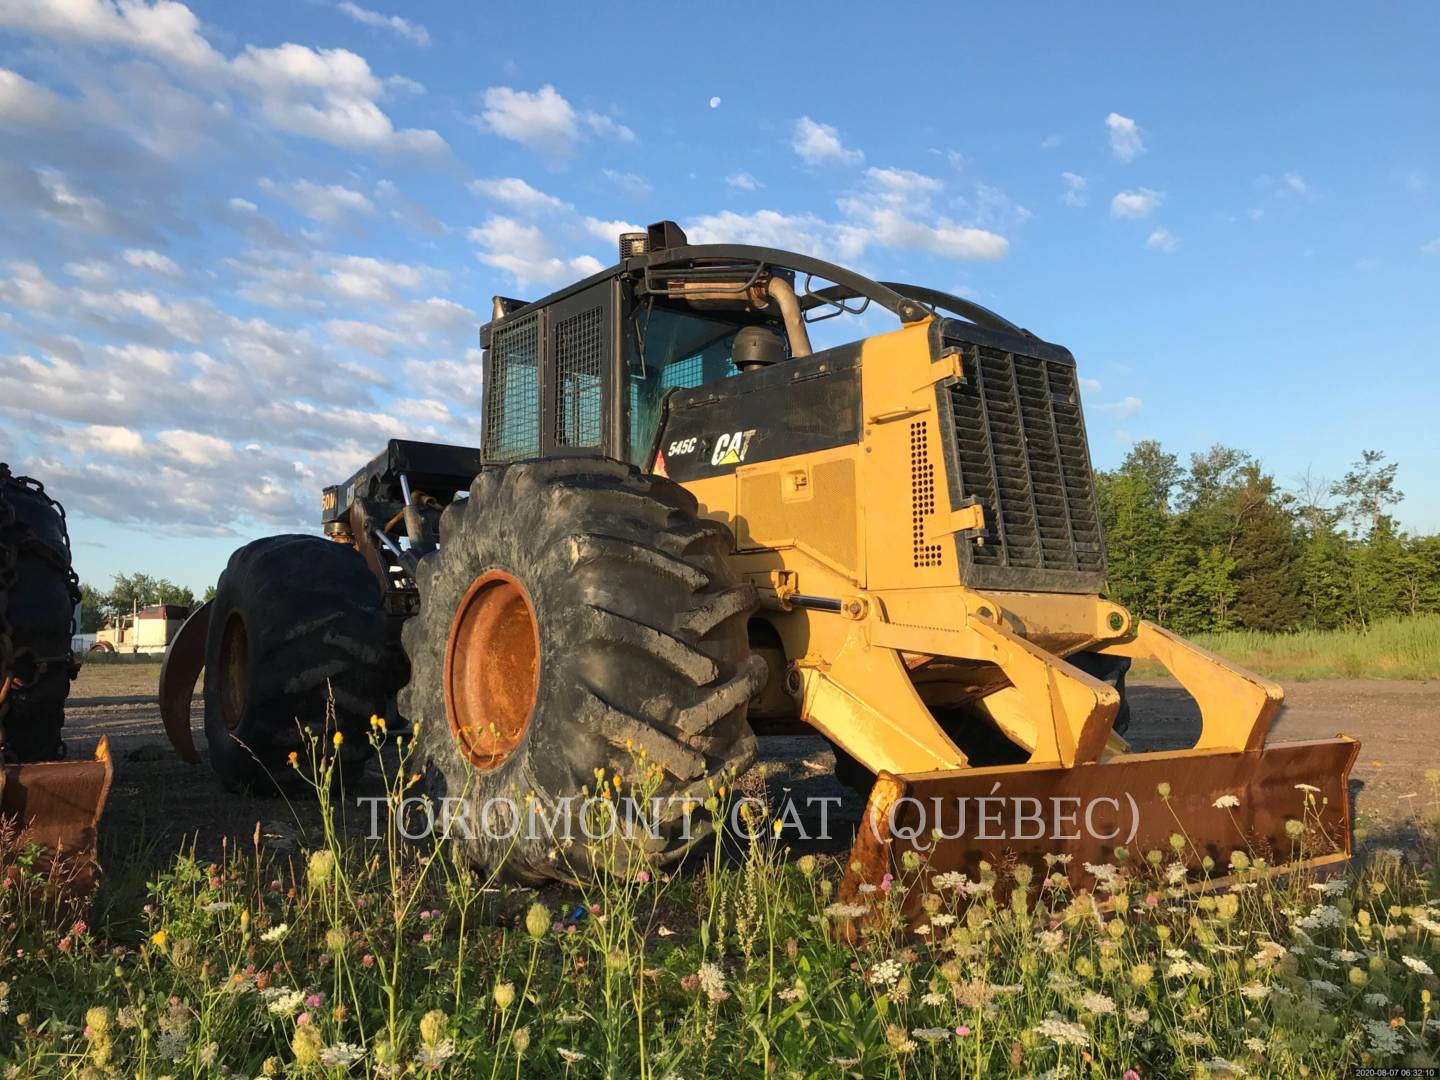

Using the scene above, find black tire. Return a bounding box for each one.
[0,467,78,763]
[203,535,387,791]
[399,458,765,884]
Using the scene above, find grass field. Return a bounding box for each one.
[1133,615,1440,682]
[3,733,1440,1079]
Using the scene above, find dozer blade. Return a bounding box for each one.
[838,737,1359,925]
[0,737,114,903]
[159,598,210,764]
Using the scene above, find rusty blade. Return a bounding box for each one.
[839,737,1360,925]
[0,737,114,898]
[159,598,210,764]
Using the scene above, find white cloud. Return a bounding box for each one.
[123,248,183,277]
[708,96,721,109]
[1282,171,1308,196]
[1110,188,1164,218]
[1145,228,1178,253]
[1061,172,1088,207]
[1079,376,1101,393]
[335,1,430,46]
[474,84,634,157]
[468,177,569,213]
[1,3,446,156]
[685,210,834,256]
[863,166,942,200]
[602,169,651,199]
[1096,395,1143,420]
[1106,112,1145,162]
[1039,134,1063,150]
[156,428,232,465]
[792,116,863,166]
[725,172,761,191]
[326,318,412,357]
[260,177,375,223]
[583,217,643,244]
[468,215,604,288]
[78,424,145,456]
[0,68,66,127]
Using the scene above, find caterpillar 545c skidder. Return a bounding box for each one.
[162,221,1358,900]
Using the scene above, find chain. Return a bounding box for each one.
[0,463,82,761]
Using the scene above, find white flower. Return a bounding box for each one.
[1243,1036,1266,1053]
[920,991,946,1007]
[1212,795,1239,809]
[1363,992,1390,1008]
[1125,1006,1149,1024]
[1253,941,1287,967]
[824,902,868,919]
[416,1039,455,1068]
[1402,955,1435,975]
[1416,915,1440,934]
[911,1027,951,1042]
[265,990,306,1016]
[319,1043,364,1067]
[557,1048,587,1064]
[1034,1015,1089,1048]
[1334,949,1362,962]
[1293,904,1344,932]
[1239,982,1272,1000]
[868,958,902,988]
[932,871,967,891]
[857,883,878,894]
[1294,783,1320,793]
[1038,929,1065,950]
[1308,879,1347,896]
[203,901,234,914]
[1177,1030,1208,1047]
[1363,1018,1405,1057]
[261,923,289,943]
[697,962,729,1003]
[1308,978,1343,996]
[929,913,956,928]
[1079,990,1116,1015]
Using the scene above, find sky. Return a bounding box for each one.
[1,1,1437,595]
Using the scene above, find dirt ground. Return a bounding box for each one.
[55,664,1440,873]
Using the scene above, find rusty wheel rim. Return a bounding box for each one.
[444,570,539,771]
[219,613,248,733]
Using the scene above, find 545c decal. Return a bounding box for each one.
[664,430,759,468]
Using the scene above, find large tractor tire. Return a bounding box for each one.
[0,465,80,763]
[203,535,387,791]
[399,458,765,884]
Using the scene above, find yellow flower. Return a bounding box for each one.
[525,903,549,941]
[493,982,516,1010]
[332,731,344,749]
[419,1009,448,1046]
[287,751,299,769]
[150,929,168,948]
[1130,963,1154,987]
[292,1024,323,1067]
[369,714,386,732]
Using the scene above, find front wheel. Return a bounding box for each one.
[399,458,766,884]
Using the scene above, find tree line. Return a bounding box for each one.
[78,573,214,634]
[1096,444,1439,635]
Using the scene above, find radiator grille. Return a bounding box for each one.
[946,342,1104,575]
[483,314,539,461]
[553,306,603,446]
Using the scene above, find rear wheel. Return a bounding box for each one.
[202,535,387,791]
[0,466,79,763]
[399,458,765,884]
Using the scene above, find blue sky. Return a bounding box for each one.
[1,1,1437,594]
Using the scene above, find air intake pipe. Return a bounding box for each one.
[765,276,813,358]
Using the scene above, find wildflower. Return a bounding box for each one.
[325,927,347,952]
[332,730,344,749]
[868,958,903,988]
[84,1006,111,1035]
[319,1043,364,1067]
[1034,1015,1089,1048]
[697,962,729,1004]
[1124,1007,1149,1024]
[493,982,516,1011]
[150,929,168,948]
[370,713,386,733]
[1080,990,1116,1015]
[1402,955,1435,975]
[513,1026,531,1054]
[912,1026,951,1042]
[1362,1018,1405,1056]
[416,1040,456,1070]
[1284,819,1305,838]
[288,751,299,768]
[824,902,868,919]
[920,991,946,1007]
[1129,963,1154,987]
[778,984,806,1003]
[885,1024,917,1053]
[1294,783,1320,793]
[955,1025,972,1037]
[1239,982,1272,1000]
[796,854,818,876]
[307,849,336,888]
[557,1049,587,1064]
[265,990,305,1016]
[202,901,233,914]
[1212,794,1239,809]
[525,902,549,940]
[1177,1030,1207,1047]
[829,1057,861,1068]
[933,870,966,891]
[291,1025,324,1068]
[930,912,956,927]
[1124,1072,1141,1080]
[261,924,288,943]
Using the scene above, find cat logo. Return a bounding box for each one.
[711,429,757,466]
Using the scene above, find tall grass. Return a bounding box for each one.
[1136,614,1440,682]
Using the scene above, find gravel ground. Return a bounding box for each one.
[53,665,1440,874]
